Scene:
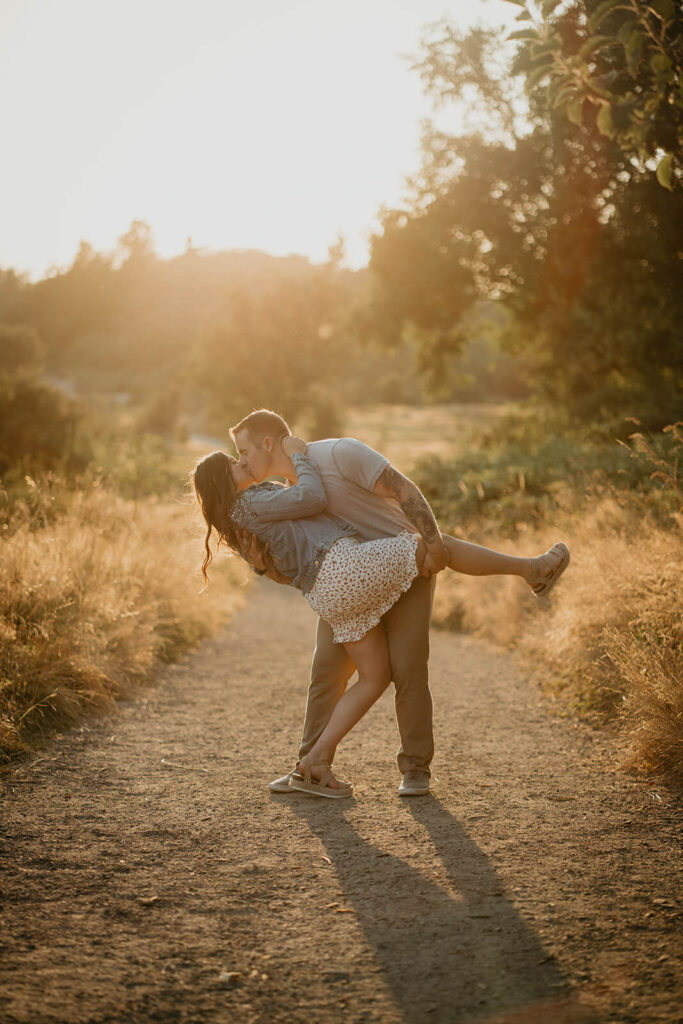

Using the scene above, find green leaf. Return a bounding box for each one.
[625,31,643,73]
[591,69,619,88]
[507,28,541,41]
[617,21,637,45]
[578,35,615,59]
[656,153,673,190]
[547,77,567,104]
[651,53,673,75]
[542,0,562,15]
[525,64,552,93]
[516,9,533,19]
[650,0,676,22]
[553,83,578,107]
[610,98,637,130]
[588,0,621,31]
[597,102,616,138]
[529,38,562,60]
[567,97,584,124]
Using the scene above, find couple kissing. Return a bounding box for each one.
[192,409,569,799]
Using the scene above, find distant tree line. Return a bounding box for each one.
[0,220,527,473]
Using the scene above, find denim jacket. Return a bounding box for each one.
[230,453,356,593]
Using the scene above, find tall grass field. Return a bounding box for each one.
[416,414,682,788]
[0,477,248,760]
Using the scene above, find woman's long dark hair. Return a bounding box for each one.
[191,451,275,584]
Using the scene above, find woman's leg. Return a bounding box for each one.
[414,534,567,586]
[413,534,564,582]
[298,624,391,783]
[442,535,538,579]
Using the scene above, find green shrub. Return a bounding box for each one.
[414,418,681,536]
[0,374,89,477]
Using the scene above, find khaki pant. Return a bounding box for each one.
[298,575,435,776]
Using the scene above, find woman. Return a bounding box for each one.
[192,437,569,799]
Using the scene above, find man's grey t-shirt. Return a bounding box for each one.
[306,438,412,542]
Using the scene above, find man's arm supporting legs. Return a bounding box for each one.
[382,575,435,777]
[298,616,355,763]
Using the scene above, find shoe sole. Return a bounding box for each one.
[398,787,430,796]
[288,777,353,799]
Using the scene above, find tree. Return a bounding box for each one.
[191,257,355,432]
[117,220,156,263]
[506,0,682,188]
[363,18,683,427]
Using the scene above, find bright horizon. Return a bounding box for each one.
[1,0,517,279]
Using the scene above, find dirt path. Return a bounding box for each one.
[1,581,681,1024]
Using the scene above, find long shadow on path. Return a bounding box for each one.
[289,796,594,1024]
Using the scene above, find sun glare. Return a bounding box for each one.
[0,0,516,276]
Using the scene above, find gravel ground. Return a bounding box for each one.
[1,579,681,1024]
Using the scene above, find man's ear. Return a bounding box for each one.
[263,436,274,453]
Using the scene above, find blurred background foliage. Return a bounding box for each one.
[1,1,680,469]
[509,0,682,188]
[0,223,532,461]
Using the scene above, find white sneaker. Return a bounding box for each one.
[398,771,431,796]
[269,770,296,793]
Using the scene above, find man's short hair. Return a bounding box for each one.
[230,409,291,445]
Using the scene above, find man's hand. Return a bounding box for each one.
[281,435,307,457]
[237,528,268,571]
[235,528,291,585]
[421,539,448,578]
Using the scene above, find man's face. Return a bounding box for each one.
[234,429,274,483]
[227,454,253,492]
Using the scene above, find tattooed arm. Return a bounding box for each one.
[373,465,448,577]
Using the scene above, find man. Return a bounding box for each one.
[230,408,448,798]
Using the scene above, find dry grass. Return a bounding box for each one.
[0,484,248,761]
[345,405,683,787]
[432,500,683,786]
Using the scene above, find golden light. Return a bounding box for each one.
[0,0,517,276]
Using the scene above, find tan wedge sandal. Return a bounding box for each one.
[528,541,570,598]
[288,762,353,799]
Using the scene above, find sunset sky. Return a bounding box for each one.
[1,0,517,278]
